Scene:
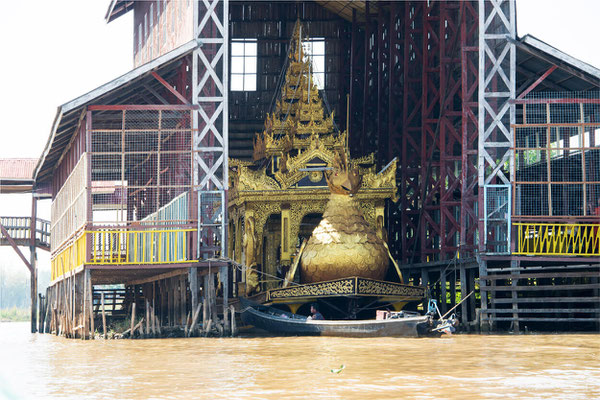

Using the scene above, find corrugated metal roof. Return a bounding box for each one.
[0,158,37,180]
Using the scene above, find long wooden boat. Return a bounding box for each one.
[240,298,435,338]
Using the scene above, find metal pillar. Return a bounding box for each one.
[193,0,229,259]
[460,1,480,257]
[30,197,38,333]
[386,2,405,261]
[420,1,466,263]
[478,0,516,253]
[399,1,424,265]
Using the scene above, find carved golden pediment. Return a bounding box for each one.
[361,158,398,202]
[237,166,281,191]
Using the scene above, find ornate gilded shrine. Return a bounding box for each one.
[228,22,397,294]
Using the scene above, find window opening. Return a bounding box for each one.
[302,38,325,89]
[231,39,257,91]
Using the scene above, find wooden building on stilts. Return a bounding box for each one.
[22,1,233,339]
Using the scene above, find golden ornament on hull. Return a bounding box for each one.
[300,153,389,283]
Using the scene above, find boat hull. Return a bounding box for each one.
[240,298,433,338]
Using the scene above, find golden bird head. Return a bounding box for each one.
[326,150,362,196]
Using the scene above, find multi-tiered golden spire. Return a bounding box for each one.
[253,20,344,161]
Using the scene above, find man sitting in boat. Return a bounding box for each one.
[441,314,459,335]
[307,304,324,320]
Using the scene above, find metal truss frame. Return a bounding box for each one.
[398,1,423,264]
[478,0,516,253]
[192,0,229,259]
[460,1,480,257]
[392,1,481,265]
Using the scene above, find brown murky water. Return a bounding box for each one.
[0,322,599,399]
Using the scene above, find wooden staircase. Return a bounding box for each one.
[0,216,50,251]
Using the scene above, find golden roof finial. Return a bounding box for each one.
[254,19,342,158]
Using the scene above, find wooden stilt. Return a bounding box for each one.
[87,270,94,339]
[460,263,468,325]
[150,306,156,336]
[168,278,174,326]
[160,279,166,326]
[440,268,448,314]
[83,272,87,339]
[101,292,107,339]
[210,274,218,325]
[188,304,202,337]
[230,305,237,337]
[37,293,43,333]
[189,267,198,313]
[202,274,209,330]
[180,275,187,326]
[146,300,150,338]
[43,295,50,333]
[220,266,229,335]
[130,302,136,339]
[154,313,161,336]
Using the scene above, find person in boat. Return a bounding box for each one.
[441,314,459,335]
[307,304,324,320]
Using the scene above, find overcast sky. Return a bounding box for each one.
[0,0,599,279]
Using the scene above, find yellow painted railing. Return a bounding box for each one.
[51,228,197,280]
[514,223,600,256]
[87,228,197,265]
[50,233,86,281]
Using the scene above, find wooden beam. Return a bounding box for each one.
[487,317,599,322]
[488,283,600,291]
[517,65,558,99]
[125,268,188,286]
[492,297,599,304]
[0,222,33,273]
[482,271,600,280]
[87,104,196,111]
[151,71,191,105]
[484,308,600,313]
